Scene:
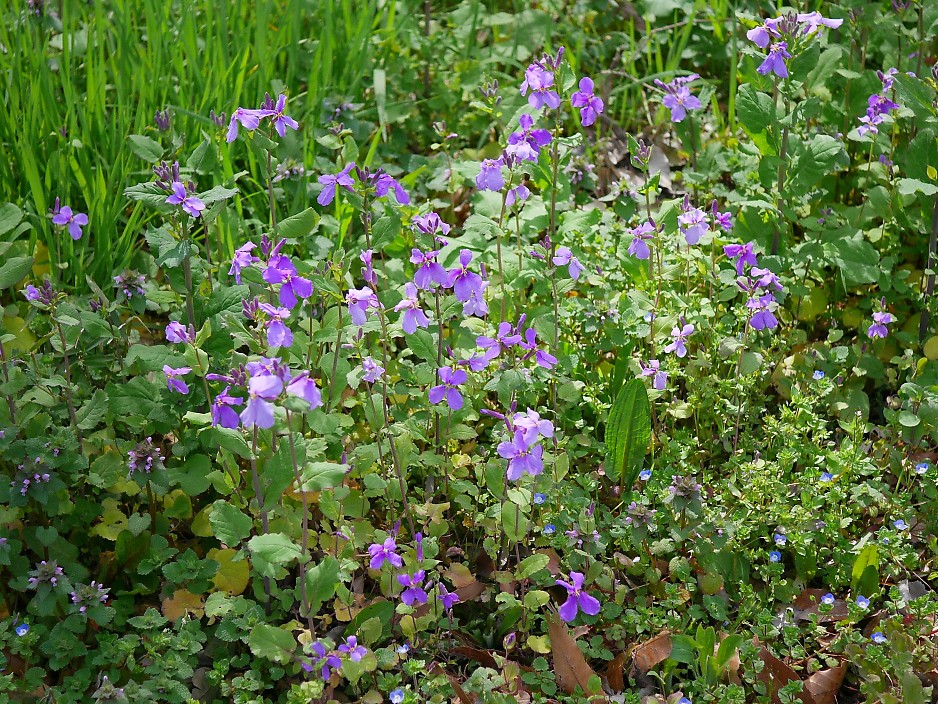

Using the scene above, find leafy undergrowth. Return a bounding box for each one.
[1,1,938,703]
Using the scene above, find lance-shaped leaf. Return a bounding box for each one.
[604,377,651,486]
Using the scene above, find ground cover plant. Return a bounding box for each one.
[1,0,937,702]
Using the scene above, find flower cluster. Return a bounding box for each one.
[747,12,843,78]
[498,408,554,481]
[127,437,166,475]
[858,68,900,136]
[27,560,65,589]
[730,243,783,331]
[70,581,109,613]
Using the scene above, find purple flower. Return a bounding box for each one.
[398,570,428,605]
[361,357,385,384]
[747,293,779,330]
[263,255,313,309]
[462,279,490,318]
[570,77,604,126]
[664,323,694,358]
[556,571,601,622]
[506,184,530,207]
[518,327,557,369]
[506,114,552,161]
[338,636,368,662]
[15,622,28,637]
[552,246,584,280]
[360,249,377,287]
[476,158,505,191]
[166,181,206,218]
[410,249,448,290]
[165,321,194,344]
[678,206,710,245]
[758,42,792,78]
[163,365,191,394]
[412,212,451,238]
[796,12,844,35]
[306,641,342,681]
[51,204,89,240]
[655,74,702,123]
[269,93,299,137]
[438,584,460,610]
[211,387,243,429]
[318,162,356,206]
[286,372,323,410]
[751,267,783,291]
[477,321,522,361]
[640,360,667,390]
[520,63,561,110]
[429,366,467,411]
[375,172,410,204]
[628,221,655,259]
[114,270,146,298]
[70,580,110,613]
[226,106,276,142]
[513,409,554,444]
[347,286,379,326]
[239,373,283,429]
[368,537,403,570]
[498,430,545,481]
[259,303,293,348]
[394,282,430,334]
[724,243,758,275]
[446,250,485,303]
[867,311,893,339]
[229,241,259,284]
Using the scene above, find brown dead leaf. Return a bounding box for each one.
[445,563,476,588]
[754,639,815,704]
[804,663,846,704]
[606,652,627,692]
[548,614,605,701]
[539,548,563,576]
[162,589,204,622]
[631,630,672,672]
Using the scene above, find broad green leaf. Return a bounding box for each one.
[851,543,879,591]
[248,624,296,662]
[128,134,164,163]
[736,86,776,139]
[407,328,438,363]
[304,556,340,615]
[301,462,346,491]
[275,207,320,239]
[209,500,253,546]
[516,553,550,579]
[0,257,34,289]
[248,532,304,565]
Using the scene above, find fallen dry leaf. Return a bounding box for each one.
[162,588,204,622]
[803,663,846,704]
[631,630,672,672]
[548,614,606,701]
[606,652,627,692]
[754,639,815,704]
[792,589,849,623]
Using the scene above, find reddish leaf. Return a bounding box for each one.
[631,630,672,672]
[804,663,846,704]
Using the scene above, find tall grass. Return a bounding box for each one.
[0,0,408,287]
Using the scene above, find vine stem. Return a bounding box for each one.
[250,427,273,613]
[0,337,16,424]
[285,409,314,635]
[55,322,82,445]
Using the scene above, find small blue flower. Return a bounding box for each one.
[820,472,833,482]
[769,550,782,563]
[821,592,835,605]
[679,698,692,704]
[533,492,546,505]
[543,524,556,535]
[15,622,29,637]
[856,595,870,609]
[813,370,825,380]
[893,519,907,530]
[639,469,652,481]
[871,632,887,644]
[396,643,410,655]
[773,533,787,546]
[915,462,929,475]
[390,689,405,704]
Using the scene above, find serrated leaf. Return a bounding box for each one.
[516,553,550,579]
[248,532,304,565]
[407,328,438,362]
